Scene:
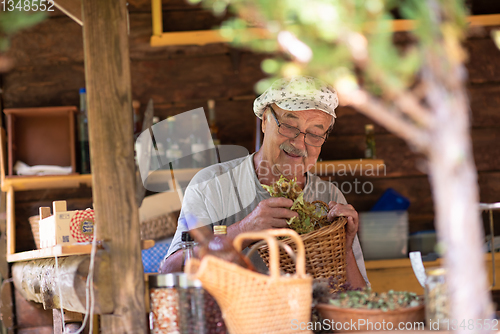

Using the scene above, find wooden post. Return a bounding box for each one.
[81,0,146,332]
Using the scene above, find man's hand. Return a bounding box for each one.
[327,201,359,250]
[239,197,298,233]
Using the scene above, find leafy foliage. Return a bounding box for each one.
[0,10,46,51]
[189,0,468,98]
[262,175,329,234]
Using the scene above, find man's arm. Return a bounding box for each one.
[160,197,298,272]
[159,249,183,273]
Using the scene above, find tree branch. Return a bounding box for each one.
[393,91,434,128]
[338,88,431,153]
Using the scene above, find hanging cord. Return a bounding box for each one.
[54,226,98,334]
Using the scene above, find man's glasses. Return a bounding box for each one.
[268,106,327,147]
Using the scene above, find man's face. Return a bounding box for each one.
[261,104,332,178]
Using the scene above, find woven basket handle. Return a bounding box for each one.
[233,229,306,279]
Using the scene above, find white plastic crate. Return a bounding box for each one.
[359,211,408,260]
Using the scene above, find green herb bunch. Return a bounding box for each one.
[262,175,329,234]
[329,289,421,311]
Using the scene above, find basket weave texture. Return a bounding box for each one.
[29,215,40,249]
[258,217,347,282]
[140,210,179,240]
[186,229,313,334]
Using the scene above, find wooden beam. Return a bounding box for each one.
[11,255,113,314]
[53,0,83,26]
[0,281,14,331]
[82,0,146,332]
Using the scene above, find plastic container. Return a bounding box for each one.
[371,188,410,211]
[409,230,437,255]
[359,211,408,260]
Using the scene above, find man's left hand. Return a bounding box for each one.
[327,201,359,250]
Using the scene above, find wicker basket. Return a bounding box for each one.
[185,229,313,334]
[28,215,40,249]
[258,217,347,282]
[140,210,179,240]
[316,302,425,331]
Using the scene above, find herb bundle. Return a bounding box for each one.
[262,175,330,234]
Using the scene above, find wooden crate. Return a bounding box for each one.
[4,106,77,176]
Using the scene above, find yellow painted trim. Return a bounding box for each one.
[150,28,269,47]
[468,14,500,27]
[6,186,14,257]
[149,14,500,47]
[151,0,163,37]
[1,174,92,192]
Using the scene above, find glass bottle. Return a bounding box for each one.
[77,88,91,174]
[208,100,220,165]
[150,116,162,171]
[166,117,183,170]
[181,231,196,272]
[425,267,449,331]
[133,100,143,140]
[190,114,207,168]
[189,225,255,271]
[365,124,376,159]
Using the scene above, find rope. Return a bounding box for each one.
[54,226,98,334]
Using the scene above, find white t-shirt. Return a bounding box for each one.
[165,153,369,285]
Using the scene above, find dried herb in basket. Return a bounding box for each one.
[262,175,330,235]
[328,289,421,311]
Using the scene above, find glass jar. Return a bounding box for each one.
[204,291,227,334]
[178,274,206,334]
[149,273,181,334]
[425,267,449,330]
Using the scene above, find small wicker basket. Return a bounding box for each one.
[29,215,41,249]
[186,229,313,334]
[258,217,347,282]
[139,210,179,240]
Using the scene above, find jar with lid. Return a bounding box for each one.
[149,273,181,334]
[425,267,449,330]
[178,274,206,334]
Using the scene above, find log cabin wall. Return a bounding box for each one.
[1,1,500,252]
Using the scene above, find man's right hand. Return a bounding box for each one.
[238,197,298,233]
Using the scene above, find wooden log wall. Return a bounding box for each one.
[1,2,500,253]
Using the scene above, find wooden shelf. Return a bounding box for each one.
[7,239,155,263]
[365,253,500,294]
[1,174,92,192]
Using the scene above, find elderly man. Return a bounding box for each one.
[161,76,369,288]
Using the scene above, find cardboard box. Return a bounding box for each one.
[39,201,94,248]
